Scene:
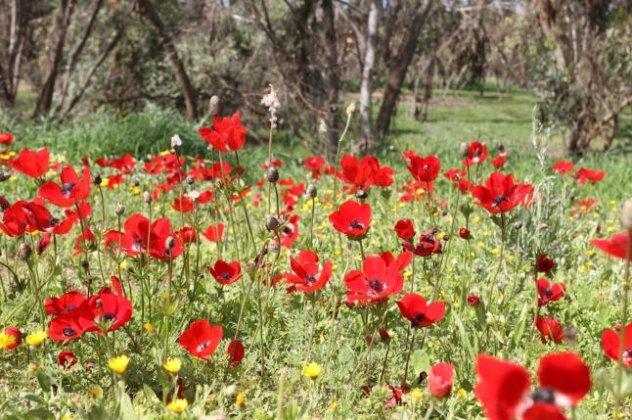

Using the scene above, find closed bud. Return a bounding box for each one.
[143,192,152,204]
[497,143,506,154]
[0,194,10,210]
[621,200,632,230]
[81,260,90,271]
[458,227,471,240]
[306,184,317,199]
[267,240,280,254]
[0,172,10,182]
[513,221,523,230]
[93,175,102,186]
[265,215,280,231]
[18,243,32,261]
[267,167,279,183]
[185,176,195,185]
[115,203,125,216]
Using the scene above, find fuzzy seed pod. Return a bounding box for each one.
[143,192,152,204]
[265,215,280,231]
[115,203,125,216]
[306,184,317,199]
[355,190,368,200]
[18,243,32,261]
[93,175,102,186]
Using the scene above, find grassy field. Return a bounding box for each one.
[1,90,631,419]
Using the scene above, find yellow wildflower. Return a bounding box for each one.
[303,362,322,379]
[410,388,424,400]
[88,386,103,399]
[329,399,338,412]
[108,355,130,374]
[0,331,16,350]
[25,330,47,346]
[163,358,182,374]
[236,392,245,408]
[457,388,468,398]
[28,363,40,373]
[167,398,188,414]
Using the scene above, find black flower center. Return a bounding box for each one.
[530,387,555,404]
[61,182,76,197]
[368,279,384,293]
[541,287,553,297]
[65,304,76,311]
[220,272,231,280]
[412,313,427,325]
[492,195,508,208]
[63,327,76,337]
[350,220,365,230]
[306,274,318,285]
[196,341,210,352]
[102,312,116,323]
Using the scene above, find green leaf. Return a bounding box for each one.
[36,372,51,393]
[510,302,530,350]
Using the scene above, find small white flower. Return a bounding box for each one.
[171,134,183,148]
[187,190,200,201]
[261,84,281,129]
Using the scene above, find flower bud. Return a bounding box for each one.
[115,203,125,216]
[265,215,280,231]
[306,184,317,199]
[165,236,176,250]
[267,167,279,183]
[621,200,632,230]
[18,243,32,261]
[267,240,280,254]
[346,102,356,116]
[458,227,470,240]
[0,172,9,182]
[467,294,480,306]
[93,175,102,186]
[81,260,90,271]
[0,194,10,210]
[143,192,152,204]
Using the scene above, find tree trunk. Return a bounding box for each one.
[359,0,379,151]
[375,0,434,140]
[321,0,340,158]
[62,28,124,118]
[57,0,104,113]
[135,0,198,120]
[34,0,76,117]
[0,0,29,108]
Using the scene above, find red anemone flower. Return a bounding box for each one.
[226,339,245,366]
[0,132,13,145]
[179,320,223,360]
[0,200,54,237]
[535,316,564,344]
[198,113,246,153]
[575,168,605,185]
[475,352,591,420]
[45,291,87,316]
[282,250,332,293]
[536,253,555,274]
[11,147,50,178]
[535,278,566,307]
[48,308,94,342]
[329,200,371,239]
[462,141,488,167]
[394,219,415,241]
[491,155,506,169]
[2,327,21,350]
[601,323,632,367]
[591,232,631,260]
[58,351,78,369]
[396,293,446,328]
[403,228,442,257]
[403,151,441,185]
[469,172,534,214]
[201,224,225,243]
[104,214,184,260]
[39,165,91,208]
[84,278,133,333]
[444,169,471,192]
[552,160,574,174]
[344,256,403,304]
[209,260,242,285]
[279,214,300,248]
[428,362,454,398]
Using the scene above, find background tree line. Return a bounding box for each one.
[0,0,630,155]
